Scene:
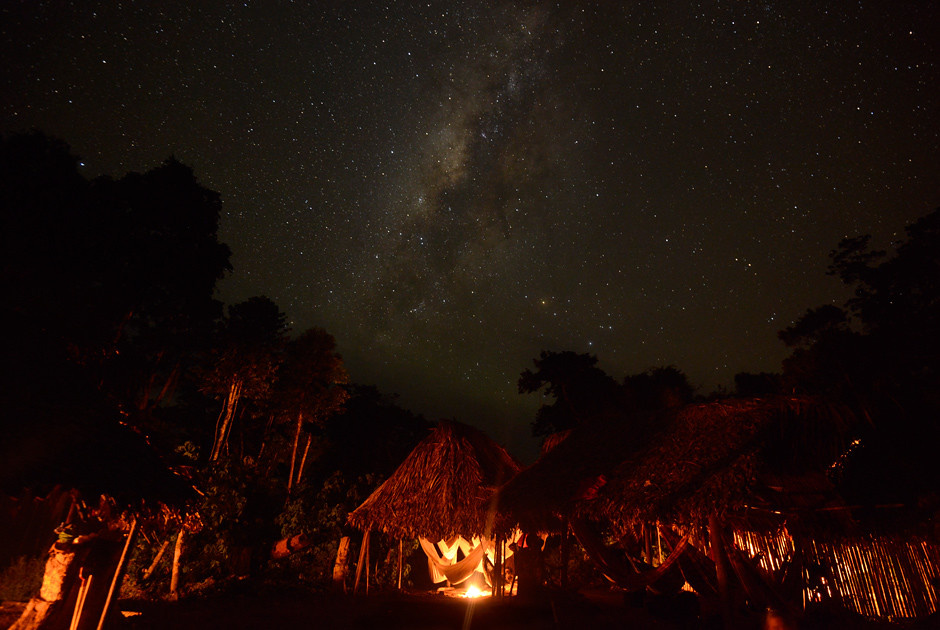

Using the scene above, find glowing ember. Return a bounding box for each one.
[463,585,485,598]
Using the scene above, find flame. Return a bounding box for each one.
[464,585,485,598]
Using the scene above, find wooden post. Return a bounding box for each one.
[365,534,370,595]
[397,539,403,590]
[69,572,92,630]
[644,523,652,566]
[169,528,184,601]
[353,531,370,594]
[657,521,663,566]
[333,536,350,592]
[493,533,501,598]
[709,515,732,629]
[97,518,137,630]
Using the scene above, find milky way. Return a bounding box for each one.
[3,1,937,456]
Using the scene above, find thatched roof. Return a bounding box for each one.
[347,420,521,540]
[596,396,857,533]
[499,410,662,531]
[500,396,862,535]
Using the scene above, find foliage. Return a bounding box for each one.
[0,555,45,602]
[187,457,283,581]
[779,207,940,510]
[1,131,231,427]
[274,472,382,586]
[274,329,349,426]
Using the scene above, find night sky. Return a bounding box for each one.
[3,1,937,457]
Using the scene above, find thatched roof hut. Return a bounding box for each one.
[499,409,662,532]
[348,420,521,541]
[597,396,857,534]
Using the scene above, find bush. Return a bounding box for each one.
[0,555,45,602]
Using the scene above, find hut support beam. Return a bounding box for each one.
[397,539,403,590]
[497,534,503,597]
[710,515,733,630]
[354,530,370,595]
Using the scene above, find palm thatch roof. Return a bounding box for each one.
[499,410,661,532]
[596,396,858,533]
[347,420,521,540]
[500,396,863,536]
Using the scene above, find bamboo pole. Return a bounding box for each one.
[97,517,138,630]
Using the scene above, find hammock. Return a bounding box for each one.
[570,517,689,593]
[419,537,488,585]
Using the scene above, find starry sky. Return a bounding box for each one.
[3,1,937,458]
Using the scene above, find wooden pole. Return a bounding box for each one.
[333,536,351,592]
[709,514,733,629]
[142,539,169,581]
[353,531,370,594]
[494,533,501,598]
[397,539,403,590]
[169,528,184,601]
[98,517,138,630]
[70,572,92,630]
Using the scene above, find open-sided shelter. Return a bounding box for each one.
[503,396,940,621]
[348,420,521,593]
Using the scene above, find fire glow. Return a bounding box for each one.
[463,585,486,598]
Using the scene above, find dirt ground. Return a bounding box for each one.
[4,588,936,629]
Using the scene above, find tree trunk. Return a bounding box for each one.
[333,536,350,592]
[169,529,184,601]
[211,379,241,461]
[295,435,312,487]
[287,413,303,493]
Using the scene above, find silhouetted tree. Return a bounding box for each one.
[272,328,349,493]
[779,207,940,507]
[1,132,231,428]
[519,351,619,436]
[198,296,288,462]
